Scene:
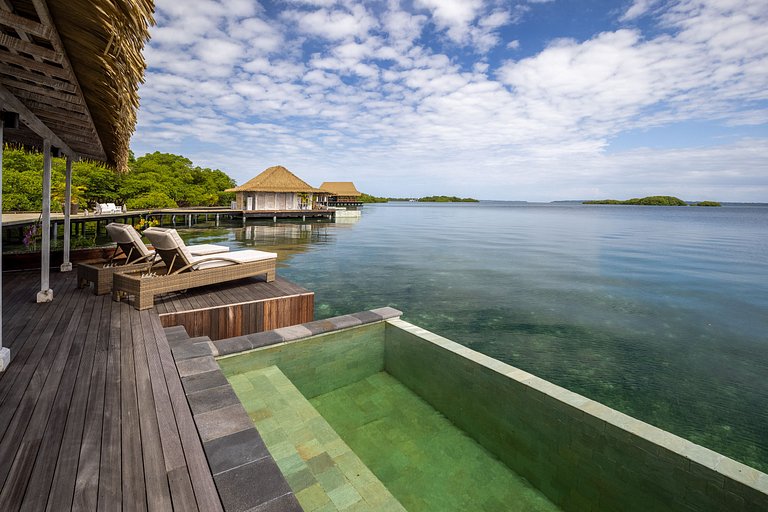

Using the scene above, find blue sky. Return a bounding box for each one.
[131,0,768,201]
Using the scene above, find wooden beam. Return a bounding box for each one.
[0,33,62,64]
[0,62,76,93]
[3,86,87,113]
[37,118,97,138]
[0,83,73,156]
[3,79,82,106]
[34,106,90,125]
[0,50,69,80]
[0,10,52,39]
[22,100,89,121]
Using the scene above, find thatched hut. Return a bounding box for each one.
[227,165,325,211]
[318,181,363,207]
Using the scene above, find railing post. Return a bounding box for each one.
[61,156,73,271]
[0,116,11,370]
[37,139,53,302]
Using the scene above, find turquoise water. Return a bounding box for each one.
[180,202,768,472]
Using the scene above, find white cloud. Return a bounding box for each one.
[134,0,768,201]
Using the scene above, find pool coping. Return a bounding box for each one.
[169,307,403,512]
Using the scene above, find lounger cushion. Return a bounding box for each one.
[191,250,278,270]
[106,223,152,258]
[187,244,231,256]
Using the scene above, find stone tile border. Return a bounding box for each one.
[213,307,402,357]
[168,328,302,512]
[166,307,402,512]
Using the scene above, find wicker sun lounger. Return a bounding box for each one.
[78,222,230,295]
[112,227,277,310]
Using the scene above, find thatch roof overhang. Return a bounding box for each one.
[0,0,154,170]
[226,165,325,194]
[320,181,361,197]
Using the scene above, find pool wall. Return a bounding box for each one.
[220,322,385,398]
[385,318,768,512]
[215,310,768,512]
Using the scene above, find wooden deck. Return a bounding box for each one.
[0,269,312,510]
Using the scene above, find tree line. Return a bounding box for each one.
[2,148,235,212]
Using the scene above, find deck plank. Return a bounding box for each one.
[21,294,101,511]
[119,303,146,511]
[0,269,309,511]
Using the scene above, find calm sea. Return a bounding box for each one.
[179,202,768,472]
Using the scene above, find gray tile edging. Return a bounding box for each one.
[385,317,768,498]
[169,337,301,511]
[213,306,403,359]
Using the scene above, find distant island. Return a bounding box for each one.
[360,194,478,203]
[418,196,478,203]
[583,196,721,207]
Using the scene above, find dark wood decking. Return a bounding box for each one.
[0,270,311,510]
[155,277,314,341]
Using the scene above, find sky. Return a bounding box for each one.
[131,0,768,201]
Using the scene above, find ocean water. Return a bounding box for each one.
[179,202,768,472]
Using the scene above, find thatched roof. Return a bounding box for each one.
[320,181,361,197]
[227,165,323,193]
[0,0,154,170]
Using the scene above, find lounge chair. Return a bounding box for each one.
[78,223,230,295]
[112,227,277,310]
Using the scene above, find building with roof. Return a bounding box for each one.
[318,181,363,207]
[226,165,325,211]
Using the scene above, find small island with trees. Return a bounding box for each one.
[583,196,721,207]
[360,194,478,203]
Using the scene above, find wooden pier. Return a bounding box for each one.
[0,269,313,510]
[1,208,337,251]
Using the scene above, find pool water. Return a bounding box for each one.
[311,372,560,512]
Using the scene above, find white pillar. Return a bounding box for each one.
[37,140,53,302]
[60,156,73,271]
[0,117,11,370]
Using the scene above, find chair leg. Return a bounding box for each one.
[265,270,275,282]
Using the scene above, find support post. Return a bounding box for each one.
[37,139,53,302]
[61,155,72,271]
[0,117,11,369]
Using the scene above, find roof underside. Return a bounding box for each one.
[0,0,154,170]
[227,165,323,193]
[320,181,361,196]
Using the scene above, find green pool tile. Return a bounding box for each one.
[227,365,407,512]
[328,483,363,510]
[297,483,332,511]
[310,372,561,512]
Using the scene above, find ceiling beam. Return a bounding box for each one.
[0,63,76,93]
[0,10,52,39]
[0,50,68,79]
[0,83,73,156]
[4,86,87,113]
[3,80,82,106]
[0,33,62,64]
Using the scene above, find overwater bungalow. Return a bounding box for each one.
[318,181,364,207]
[226,165,324,211]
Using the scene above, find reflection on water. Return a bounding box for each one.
[176,205,768,473]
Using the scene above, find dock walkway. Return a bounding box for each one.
[0,270,309,510]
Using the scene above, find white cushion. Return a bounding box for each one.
[191,250,277,270]
[106,223,151,257]
[187,244,230,256]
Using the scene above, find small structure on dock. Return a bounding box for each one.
[226,165,324,211]
[318,181,364,207]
